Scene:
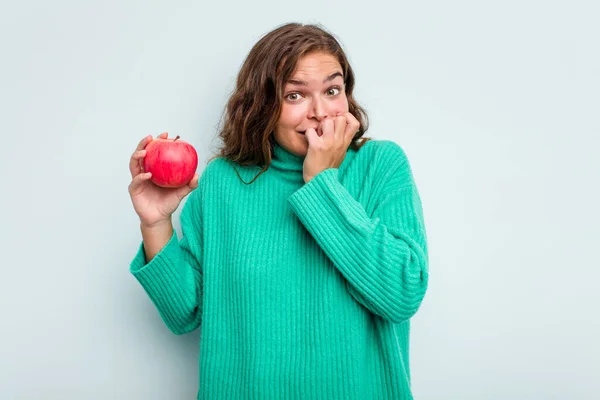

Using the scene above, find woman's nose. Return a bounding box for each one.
[307,98,328,120]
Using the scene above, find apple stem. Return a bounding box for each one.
[174,135,180,142]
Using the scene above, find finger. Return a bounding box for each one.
[188,173,200,189]
[305,127,319,147]
[334,115,347,140]
[129,149,147,178]
[317,123,323,137]
[138,157,145,175]
[157,132,168,139]
[321,118,334,138]
[346,112,360,131]
[341,112,360,140]
[128,172,152,195]
[136,135,152,152]
[175,175,198,199]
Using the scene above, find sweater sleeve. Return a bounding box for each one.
[287,143,429,324]
[129,188,204,335]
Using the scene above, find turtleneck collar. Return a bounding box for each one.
[270,140,305,173]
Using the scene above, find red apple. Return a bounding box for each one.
[143,135,198,188]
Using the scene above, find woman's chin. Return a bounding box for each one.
[293,147,308,157]
[274,134,309,157]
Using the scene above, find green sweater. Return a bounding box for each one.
[130,139,429,399]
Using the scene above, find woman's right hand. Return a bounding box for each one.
[128,132,199,228]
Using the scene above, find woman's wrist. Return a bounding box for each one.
[140,219,174,263]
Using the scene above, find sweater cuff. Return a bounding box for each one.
[287,168,350,225]
[129,230,183,294]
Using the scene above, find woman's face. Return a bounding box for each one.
[273,51,349,157]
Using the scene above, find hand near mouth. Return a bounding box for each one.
[302,112,361,184]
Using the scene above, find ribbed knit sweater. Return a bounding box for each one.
[130,138,429,399]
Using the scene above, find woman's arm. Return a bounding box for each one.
[130,188,205,335]
[288,142,429,324]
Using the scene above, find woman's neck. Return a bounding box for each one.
[270,140,305,173]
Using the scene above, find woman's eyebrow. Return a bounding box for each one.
[287,72,344,86]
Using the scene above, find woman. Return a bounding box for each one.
[128,22,429,399]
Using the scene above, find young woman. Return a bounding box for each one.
[128,22,429,400]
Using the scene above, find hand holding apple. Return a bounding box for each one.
[143,135,198,188]
[128,132,199,228]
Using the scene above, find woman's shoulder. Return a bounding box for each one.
[200,156,230,179]
[353,138,411,169]
[182,157,231,211]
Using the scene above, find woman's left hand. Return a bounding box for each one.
[303,112,360,183]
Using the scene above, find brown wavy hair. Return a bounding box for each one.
[209,22,371,184]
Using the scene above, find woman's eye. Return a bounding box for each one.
[285,86,341,102]
[327,87,341,96]
[285,93,303,101]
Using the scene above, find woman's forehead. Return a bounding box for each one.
[293,52,340,72]
[286,71,344,87]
